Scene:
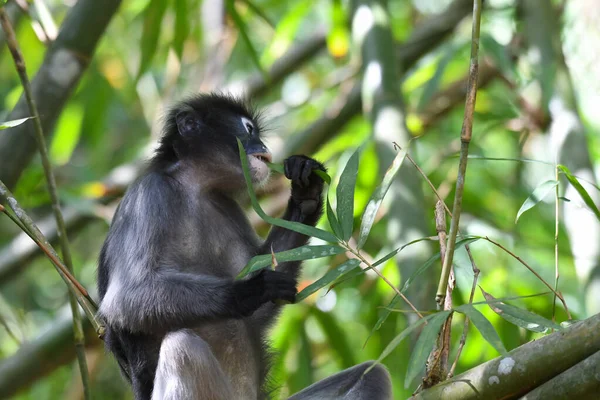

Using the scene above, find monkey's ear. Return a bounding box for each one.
[175,111,202,137]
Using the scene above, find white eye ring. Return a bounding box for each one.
[241,117,254,135]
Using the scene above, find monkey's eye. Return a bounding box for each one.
[241,117,254,136]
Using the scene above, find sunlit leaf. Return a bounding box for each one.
[261,0,311,65]
[455,304,507,355]
[311,308,356,368]
[296,259,361,301]
[417,44,457,112]
[238,140,338,243]
[405,311,452,388]
[327,0,349,58]
[238,245,345,278]
[241,0,275,28]
[173,0,190,59]
[226,0,268,81]
[138,0,168,78]
[358,146,407,248]
[515,180,558,223]
[558,165,600,221]
[0,117,34,130]
[50,104,84,166]
[337,150,360,241]
[480,287,561,333]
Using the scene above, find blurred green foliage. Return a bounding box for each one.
[1,0,599,399]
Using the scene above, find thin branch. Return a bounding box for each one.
[0,8,91,397]
[483,236,571,319]
[436,0,483,308]
[344,245,425,320]
[0,180,101,331]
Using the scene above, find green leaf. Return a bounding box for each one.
[358,146,407,248]
[400,237,479,293]
[267,161,331,184]
[369,314,431,369]
[515,180,559,223]
[480,34,515,78]
[173,0,190,59]
[417,44,457,112]
[226,0,268,81]
[238,140,338,243]
[0,117,34,130]
[314,169,332,185]
[296,259,361,302]
[326,196,343,239]
[237,245,345,278]
[241,0,275,28]
[50,104,84,166]
[558,165,600,221]
[311,308,356,368]
[261,0,311,65]
[326,0,349,58]
[405,311,452,388]
[480,287,562,333]
[366,237,479,344]
[337,150,360,241]
[266,161,285,174]
[138,0,168,78]
[455,304,507,355]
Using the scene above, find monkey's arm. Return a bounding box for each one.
[259,155,325,280]
[98,267,295,333]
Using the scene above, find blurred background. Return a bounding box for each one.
[0,0,599,398]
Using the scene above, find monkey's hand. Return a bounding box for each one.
[284,155,325,216]
[230,269,297,317]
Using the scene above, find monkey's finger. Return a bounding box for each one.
[300,161,314,187]
[283,159,292,180]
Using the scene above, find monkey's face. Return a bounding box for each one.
[172,97,272,188]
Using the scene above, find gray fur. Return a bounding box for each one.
[97,94,392,400]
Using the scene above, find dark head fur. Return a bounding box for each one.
[153,93,265,167]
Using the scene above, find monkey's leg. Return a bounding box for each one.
[287,361,392,400]
[151,329,235,400]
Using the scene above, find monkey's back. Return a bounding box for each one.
[97,170,266,398]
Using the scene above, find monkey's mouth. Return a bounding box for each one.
[250,153,272,164]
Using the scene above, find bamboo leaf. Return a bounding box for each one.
[515,180,558,223]
[138,0,168,78]
[226,0,268,81]
[358,146,407,248]
[238,245,345,278]
[405,311,452,388]
[238,140,338,243]
[326,196,343,239]
[173,0,190,59]
[480,287,562,333]
[417,44,457,112]
[366,237,479,344]
[296,259,361,301]
[0,117,34,130]
[455,304,507,355]
[337,150,360,241]
[311,308,356,368]
[558,165,600,221]
[370,314,431,368]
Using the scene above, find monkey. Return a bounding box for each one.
[97,93,392,400]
